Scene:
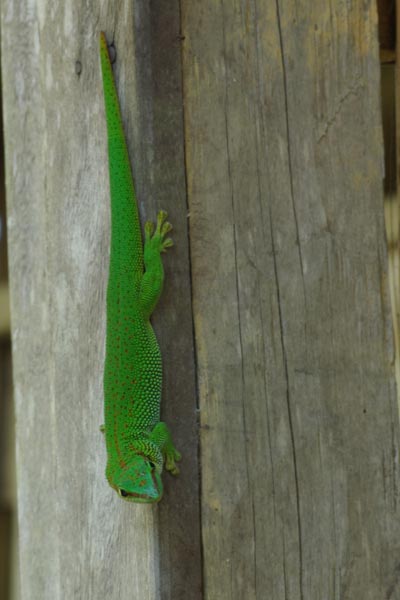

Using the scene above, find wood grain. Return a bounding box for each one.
[182,0,400,598]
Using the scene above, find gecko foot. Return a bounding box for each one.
[149,424,181,475]
[144,210,173,254]
[165,446,182,476]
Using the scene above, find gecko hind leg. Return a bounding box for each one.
[139,210,173,319]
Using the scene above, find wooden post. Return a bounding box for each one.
[2,0,400,599]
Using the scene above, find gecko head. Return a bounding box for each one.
[112,456,163,503]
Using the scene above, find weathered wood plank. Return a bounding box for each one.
[134,3,202,598]
[182,0,400,598]
[0,508,11,600]
[381,62,400,411]
[377,0,395,55]
[1,2,200,599]
[0,284,10,336]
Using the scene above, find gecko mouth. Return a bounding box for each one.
[118,488,161,503]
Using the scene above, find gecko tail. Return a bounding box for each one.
[100,32,144,275]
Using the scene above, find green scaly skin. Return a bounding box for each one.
[100,32,180,503]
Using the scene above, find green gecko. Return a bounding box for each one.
[100,32,180,503]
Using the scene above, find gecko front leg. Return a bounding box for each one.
[149,422,181,475]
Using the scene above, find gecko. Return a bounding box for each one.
[100,32,181,503]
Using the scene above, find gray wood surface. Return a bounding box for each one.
[1,2,200,599]
[182,0,400,598]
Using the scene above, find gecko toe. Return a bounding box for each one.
[161,221,173,237]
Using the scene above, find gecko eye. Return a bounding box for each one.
[149,461,155,470]
[119,489,128,497]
